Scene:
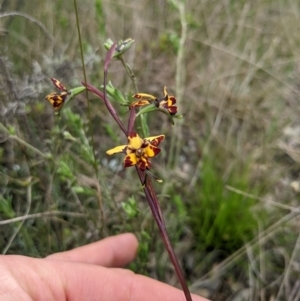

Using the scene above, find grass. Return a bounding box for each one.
[189,155,260,253]
[2,0,300,300]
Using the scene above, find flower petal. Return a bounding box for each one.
[51,78,68,92]
[145,144,161,158]
[163,86,168,98]
[129,99,151,109]
[133,93,156,100]
[128,133,143,149]
[146,135,165,147]
[106,145,127,155]
[124,153,137,167]
[167,106,177,115]
[168,96,176,105]
[159,99,177,115]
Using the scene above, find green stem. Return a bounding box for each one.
[73,0,99,178]
[120,56,138,93]
[119,56,149,136]
[167,0,187,169]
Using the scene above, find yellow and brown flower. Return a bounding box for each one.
[45,91,69,112]
[45,78,70,112]
[130,93,156,109]
[106,132,165,171]
[158,86,177,115]
[131,86,177,115]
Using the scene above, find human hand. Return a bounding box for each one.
[0,233,209,301]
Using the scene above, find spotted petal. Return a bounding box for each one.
[160,95,177,107]
[133,93,156,100]
[146,135,165,147]
[45,92,68,111]
[145,144,161,158]
[106,145,127,155]
[159,99,177,115]
[129,99,151,109]
[124,153,137,167]
[168,96,176,105]
[51,78,68,92]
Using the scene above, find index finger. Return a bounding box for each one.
[46,233,138,268]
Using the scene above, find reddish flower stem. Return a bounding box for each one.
[87,80,193,300]
[82,82,127,136]
[87,43,193,301]
[136,168,193,301]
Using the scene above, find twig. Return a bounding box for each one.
[275,229,300,301]
[0,211,87,225]
[0,122,50,159]
[225,185,300,213]
[0,12,53,41]
[167,0,187,169]
[2,180,33,254]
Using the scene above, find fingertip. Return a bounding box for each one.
[116,232,139,252]
[46,232,139,267]
[102,233,139,266]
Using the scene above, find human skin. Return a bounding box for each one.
[0,233,210,301]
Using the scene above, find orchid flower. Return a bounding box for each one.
[106,133,165,171]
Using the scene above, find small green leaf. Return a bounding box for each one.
[121,196,139,218]
[70,86,86,97]
[105,81,128,104]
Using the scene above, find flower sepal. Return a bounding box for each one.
[145,169,163,183]
[106,144,127,155]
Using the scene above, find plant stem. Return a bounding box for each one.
[73,0,97,163]
[136,168,192,301]
[120,56,138,93]
[167,0,187,169]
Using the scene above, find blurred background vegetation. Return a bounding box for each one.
[1,0,300,300]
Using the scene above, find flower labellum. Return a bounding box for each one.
[45,91,69,112]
